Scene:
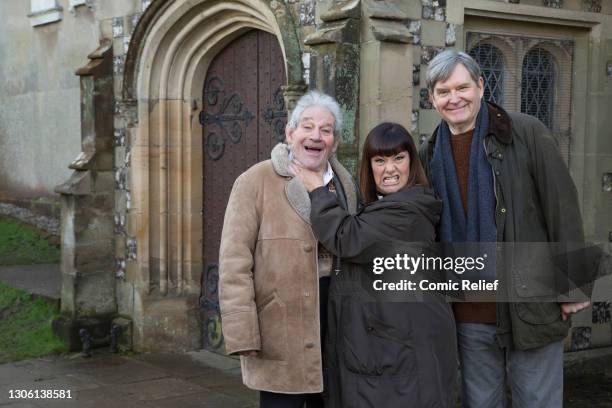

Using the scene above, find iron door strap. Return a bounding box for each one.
[200,76,254,160]
[200,262,224,349]
[263,87,288,143]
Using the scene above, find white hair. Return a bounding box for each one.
[287,91,343,139]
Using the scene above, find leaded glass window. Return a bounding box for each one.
[464,30,573,164]
[469,44,505,105]
[521,47,555,129]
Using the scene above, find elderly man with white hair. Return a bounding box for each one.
[219,91,357,408]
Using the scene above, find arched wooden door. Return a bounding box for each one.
[199,29,287,351]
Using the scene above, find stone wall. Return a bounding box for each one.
[0,0,99,210]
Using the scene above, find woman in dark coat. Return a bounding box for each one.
[292,123,457,408]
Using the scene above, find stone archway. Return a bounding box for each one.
[120,0,306,351]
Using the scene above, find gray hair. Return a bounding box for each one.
[426,50,482,93]
[287,91,343,138]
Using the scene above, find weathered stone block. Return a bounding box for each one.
[396,0,423,20]
[113,74,123,98]
[52,315,113,352]
[365,0,407,20]
[369,20,413,44]
[100,18,113,40]
[125,258,142,286]
[74,248,114,273]
[421,20,445,47]
[419,108,441,134]
[60,273,77,316]
[139,296,201,352]
[359,40,412,145]
[73,207,114,236]
[116,282,134,317]
[55,170,92,196]
[114,146,125,171]
[88,194,114,213]
[112,316,133,351]
[112,37,125,58]
[125,126,137,145]
[318,0,359,22]
[304,19,359,46]
[115,234,127,255]
[115,189,127,212]
[74,271,116,316]
[93,171,116,193]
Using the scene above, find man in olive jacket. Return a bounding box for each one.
[218,91,357,407]
[420,50,590,407]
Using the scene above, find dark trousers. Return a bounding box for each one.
[259,277,330,408]
[259,391,324,408]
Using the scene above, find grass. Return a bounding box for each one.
[0,216,60,265]
[0,216,66,362]
[0,281,67,363]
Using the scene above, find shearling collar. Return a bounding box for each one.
[270,143,357,224]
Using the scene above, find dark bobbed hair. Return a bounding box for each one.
[359,122,429,204]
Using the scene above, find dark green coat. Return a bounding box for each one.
[310,185,457,408]
[419,102,584,350]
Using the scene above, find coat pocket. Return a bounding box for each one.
[511,243,558,299]
[341,301,415,377]
[514,302,561,325]
[257,293,289,361]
